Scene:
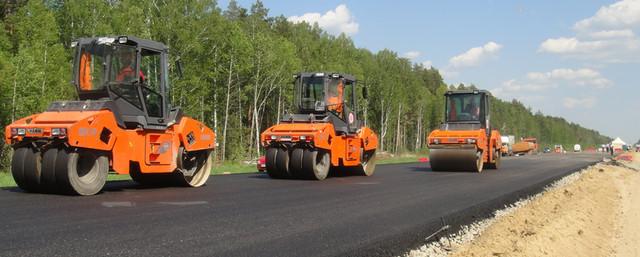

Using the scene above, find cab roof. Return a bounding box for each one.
[445,89,492,96]
[74,35,168,51]
[295,72,356,82]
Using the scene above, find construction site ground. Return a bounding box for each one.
[408,152,640,257]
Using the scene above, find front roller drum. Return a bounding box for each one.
[429,149,483,172]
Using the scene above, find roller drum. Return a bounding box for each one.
[429,148,482,172]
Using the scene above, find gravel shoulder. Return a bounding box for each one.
[408,152,640,257]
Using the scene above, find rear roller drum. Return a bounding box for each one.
[352,149,377,176]
[11,147,42,192]
[474,151,484,172]
[487,149,501,169]
[176,149,212,187]
[301,149,330,180]
[55,148,108,196]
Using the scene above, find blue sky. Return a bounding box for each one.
[220,0,640,144]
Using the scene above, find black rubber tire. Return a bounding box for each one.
[22,147,42,192]
[265,147,281,178]
[275,148,290,178]
[487,149,501,169]
[11,147,32,192]
[40,147,60,192]
[56,148,108,196]
[301,149,330,180]
[289,148,305,178]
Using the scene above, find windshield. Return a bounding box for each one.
[77,43,137,91]
[446,93,483,122]
[296,77,325,111]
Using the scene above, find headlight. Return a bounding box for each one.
[51,128,67,136]
[16,128,26,136]
[467,138,477,144]
[299,135,306,141]
[433,139,440,144]
[270,135,277,140]
[10,128,17,136]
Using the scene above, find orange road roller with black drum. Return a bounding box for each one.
[261,72,378,180]
[5,36,215,195]
[427,89,501,172]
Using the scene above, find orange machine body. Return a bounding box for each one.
[261,122,377,167]
[5,109,214,175]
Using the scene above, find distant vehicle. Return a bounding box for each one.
[512,137,538,155]
[257,156,266,172]
[636,144,640,152]
[554,145,564,153]
[543,147,551,153]
[573,144,582,152]
[500,135,515,156]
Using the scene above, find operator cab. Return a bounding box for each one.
[71,36,180,130]
[443,90,491,131]
[292,72,361,134]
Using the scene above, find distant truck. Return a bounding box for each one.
[512,137,538,155]
[500,135,515,156]
[573,144,582,152]
[554,144,564,153]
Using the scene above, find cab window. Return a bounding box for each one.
[140,49,163,118]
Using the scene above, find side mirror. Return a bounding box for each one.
[362,86,368,99]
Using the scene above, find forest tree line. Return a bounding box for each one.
[0,0,611,171]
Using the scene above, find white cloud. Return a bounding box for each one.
[539,37,606,54]
[539,0,640,63]
[449,41,503,68]
[403,51,421,60]
[574,0,640,31]
[563,97,597,109]
[525,68,612,88]
[288,4,359,36]
[492,68,612,104]
[421,60,433,69]
[589,29,635,39]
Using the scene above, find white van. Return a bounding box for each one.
[574,144,582,152]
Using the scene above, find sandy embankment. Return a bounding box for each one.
[407,153,640,257]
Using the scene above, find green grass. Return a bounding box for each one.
[0,171,16,187]
[0,153,430,187]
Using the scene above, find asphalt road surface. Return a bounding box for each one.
[0,153,603,257]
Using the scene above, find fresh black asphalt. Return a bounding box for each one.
[0,153,603,257]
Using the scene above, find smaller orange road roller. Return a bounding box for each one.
[427,89,501,172]
[261,72,378,180]
[5,36,215,195]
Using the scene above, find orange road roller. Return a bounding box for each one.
[427,89,501,172]
[260,72,378,180]
[4,36,215,195]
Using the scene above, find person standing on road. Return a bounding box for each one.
[609,144,614,156]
